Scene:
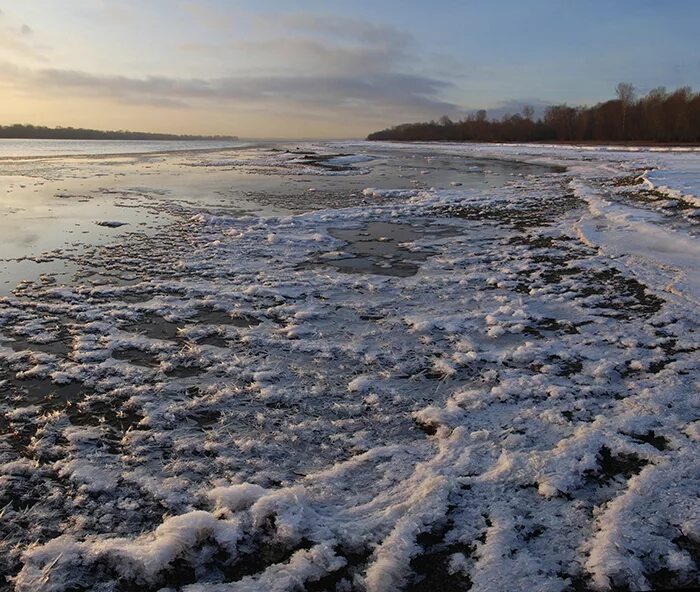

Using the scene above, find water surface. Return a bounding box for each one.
[0,141,552,293]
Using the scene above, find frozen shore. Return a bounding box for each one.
[0,142,698,591]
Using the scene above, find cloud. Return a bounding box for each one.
[180,2,243,31]
[0,10,463,131]
[9,12,455,120]
[174,12,419,78]
[244,13,419,77]
[9,65,456,117]
[0,29,46,62]
[0,7,46,62]
[277,14,413,49]
[232,37,407,77]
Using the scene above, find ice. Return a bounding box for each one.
[361,188,419,198]
[644,165,700,207]
[1,141,699,591]
[325,154,375,166]
[184,148,372,176]
[571,178,700,305]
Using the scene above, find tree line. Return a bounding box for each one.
[0,124,238,141]
[367,84,700,144]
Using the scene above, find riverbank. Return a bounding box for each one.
[1,142,699,592]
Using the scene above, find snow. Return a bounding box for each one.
[644,166,700,207]
[1,141,699,591]
[361,188,419,199]
[570,178,700,305]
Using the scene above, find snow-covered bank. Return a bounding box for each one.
[643,168,700,208]
[345,141,700,308]
[0,143,698,591]
[348,140,700,203]
[570,178,700,306]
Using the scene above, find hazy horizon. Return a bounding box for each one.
[1,1,699,139]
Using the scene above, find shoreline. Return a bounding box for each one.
[367,138,700,148]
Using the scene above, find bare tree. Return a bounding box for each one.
[616,82,636,105]
[522,105,535,121]
[616,83,636,138]
[366,85,700,143]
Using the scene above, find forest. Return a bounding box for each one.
[0,124,237,141]
[367,84,700,143]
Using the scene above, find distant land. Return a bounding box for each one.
[0,124,238,142]
[368,84,700,144]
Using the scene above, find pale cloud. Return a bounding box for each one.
[0,7,461,136]
[232,37,407,77]
[6,63,455,116]
[174,13,416,79]
[276,13,413,48]
[0,24,46,63]
[180,2,245,32]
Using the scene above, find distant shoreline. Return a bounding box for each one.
[0,124,237,142]
[368,139,700,148]
[367,85,700,145]
[0,137,240,142]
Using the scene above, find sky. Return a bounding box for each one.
[0,0,699,139]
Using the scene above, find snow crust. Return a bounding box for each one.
[361,188,419,199]
[1,142,698,591]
